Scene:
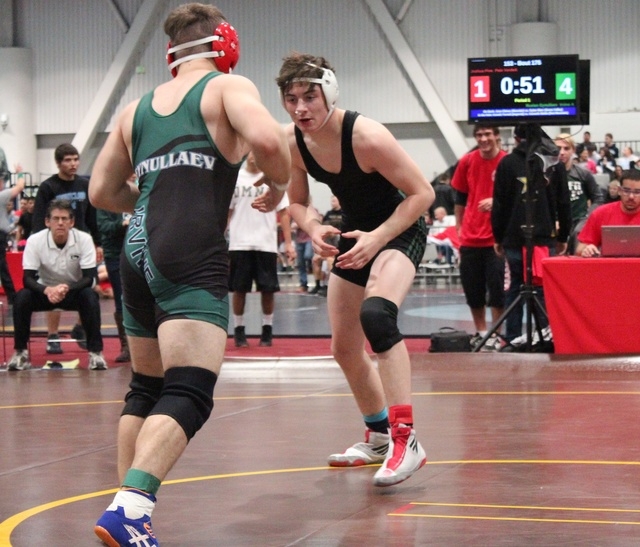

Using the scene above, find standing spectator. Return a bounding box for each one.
[310,194,344,295]
[429,171,455,217]
[32,143,102,354]
[16,195,34,249]
[576,169,640,256]
[492,125,572,346]
[0,146,10,186]
[277,53,433,487]
[575,130,594,158]
[97,195,132,363]
[0,173,25,304]
[604,133,619,159]
[7,200,105,371]
[89,3,290,545]
[554,133,603,254]
[228,151,294,347]
[451,125,507,350]
[294,224,313,292]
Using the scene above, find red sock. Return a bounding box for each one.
[389,404,413,427]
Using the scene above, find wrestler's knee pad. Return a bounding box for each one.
[121,372,165,418]
[148,366,217,441]
[360,296,403,354]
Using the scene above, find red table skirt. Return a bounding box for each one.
[7,251,24,291]
[542,256,640,354]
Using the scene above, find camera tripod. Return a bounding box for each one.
[473,123,555,353]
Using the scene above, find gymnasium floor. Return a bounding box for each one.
[2,284,640,546]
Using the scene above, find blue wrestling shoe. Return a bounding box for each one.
[95,495,158,547]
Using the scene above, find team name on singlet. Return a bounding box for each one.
[135,152,217,179]
[126,204,154,283]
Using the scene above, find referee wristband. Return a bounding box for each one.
[272,182,289,192]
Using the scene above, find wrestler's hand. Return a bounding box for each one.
[310,224,341,258]
[251,175,287,213]
[334,230,381,270]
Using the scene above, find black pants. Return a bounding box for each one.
[0,232,16,304]
[104,256,123,314]
[13,287,103,352]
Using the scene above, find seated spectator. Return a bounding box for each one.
[604,180,621,204]
[612,164,624,183]
[6,199,106,370]
[577,148,597,174]
[596,146,616,179]
[429,206,456,264]
[575,169,640,257]
[617,146,639,170]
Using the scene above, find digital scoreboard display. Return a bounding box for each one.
[468,54,581,126]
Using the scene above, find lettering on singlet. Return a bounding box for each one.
[126,204,154,283]
[134,151,217,179]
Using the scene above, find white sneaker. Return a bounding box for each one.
[7,350,31,371]
[481,333,503,352]
[88,352,108,370]
[328,430,389,467]
[510,326,553,348]
[373,425,426,487]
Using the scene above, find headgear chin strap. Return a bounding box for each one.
[166,22,239,77]
[291,63,339,130]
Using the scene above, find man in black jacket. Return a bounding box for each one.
[492,125,572,346]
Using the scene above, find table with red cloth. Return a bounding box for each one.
[6,251,23,291]
[542,256,640,354]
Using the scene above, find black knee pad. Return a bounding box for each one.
[148,366,217,441]
[360,296,403,354]
[122,372,165,418]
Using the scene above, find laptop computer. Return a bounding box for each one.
[601,225,640,257]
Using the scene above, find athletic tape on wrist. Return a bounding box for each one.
[273,182,289,192]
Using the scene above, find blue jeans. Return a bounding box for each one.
[504,246,554,342]
[295,240,313,288]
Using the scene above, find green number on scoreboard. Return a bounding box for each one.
[556,73,576,99]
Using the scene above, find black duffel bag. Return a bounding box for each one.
[429,327,472,353]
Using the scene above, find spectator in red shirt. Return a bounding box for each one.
[451,124,507,350]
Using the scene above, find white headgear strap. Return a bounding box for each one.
[290,64,339,130]
[167,35,229,73]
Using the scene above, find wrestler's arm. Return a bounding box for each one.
[89,101,140,213]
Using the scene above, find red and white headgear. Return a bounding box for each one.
[166,22,239,77]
